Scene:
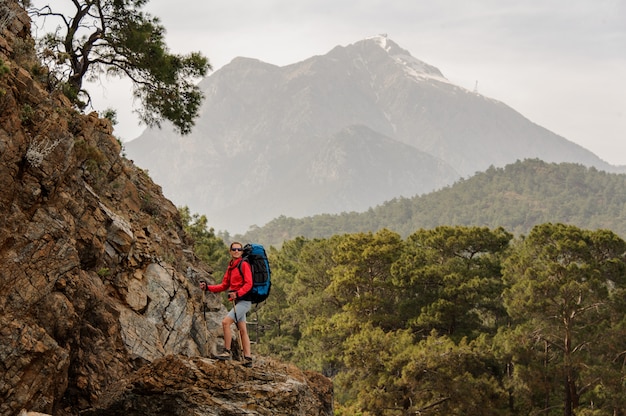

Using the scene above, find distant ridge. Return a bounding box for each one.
[240,159,626,247]
[126,35,623,234]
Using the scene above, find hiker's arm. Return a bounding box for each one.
[207,282,228,293]
[205,272,229,293]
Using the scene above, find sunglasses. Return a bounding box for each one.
[231,248,243,252]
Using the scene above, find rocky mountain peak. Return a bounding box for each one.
[360,34,446,80]
[0,1,332,414]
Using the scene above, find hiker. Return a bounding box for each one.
[200,242,254,367]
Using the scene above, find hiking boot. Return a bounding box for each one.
[215,349,232,360]
[243,356,253,368]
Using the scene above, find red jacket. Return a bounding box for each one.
[207,257,253,300]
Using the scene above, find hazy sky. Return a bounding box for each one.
[82,0,626,165]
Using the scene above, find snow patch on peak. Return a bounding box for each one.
[367,33,391,50]
[364,34,449,84]
[394,54,450,84]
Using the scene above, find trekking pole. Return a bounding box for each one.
[202,290,210,357]
[254,307,259,345]
[202,287,210,356]
[231,296,243,360]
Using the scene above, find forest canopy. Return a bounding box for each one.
[210,223,626,415]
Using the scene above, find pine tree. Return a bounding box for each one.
[30,0,210,134]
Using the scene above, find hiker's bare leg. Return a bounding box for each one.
[222,315,234,350]
[237,321,251,357]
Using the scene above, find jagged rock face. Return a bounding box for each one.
[0,2,332,415]
[83,355,334,416]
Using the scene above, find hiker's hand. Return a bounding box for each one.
[199,281,207,291]
[228,292,237,301]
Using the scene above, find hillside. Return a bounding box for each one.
[0,2,331,415]
[125,35,622,235]
[241,159,626,247]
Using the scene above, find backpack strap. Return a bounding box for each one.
[236,258,253,301]
[236,258,249,279]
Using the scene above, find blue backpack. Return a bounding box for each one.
[237,243,271,304]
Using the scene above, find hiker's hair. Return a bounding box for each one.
[230,242,243,250]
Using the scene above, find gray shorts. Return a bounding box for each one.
[227,300,251,322]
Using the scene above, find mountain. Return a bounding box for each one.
[125,35,622,234]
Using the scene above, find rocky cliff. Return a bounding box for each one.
[0,2,332,415]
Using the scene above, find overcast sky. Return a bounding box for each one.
[83,0,626,165]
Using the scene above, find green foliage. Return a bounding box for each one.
[242,160,626,247]
[501,224,626,415]
[102,108,118,126]
[255,237,344,369]
[0,59,9,77]
[20,103,34,124]
[74,139,108,185]
[397,226,512,340]
[394,333,510,415]
[97,267,110,277]
[258,223,626,415]
[179,206,228,271]
[327,229,403,331]
[139,193,159,216]
[30,0,210,134]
